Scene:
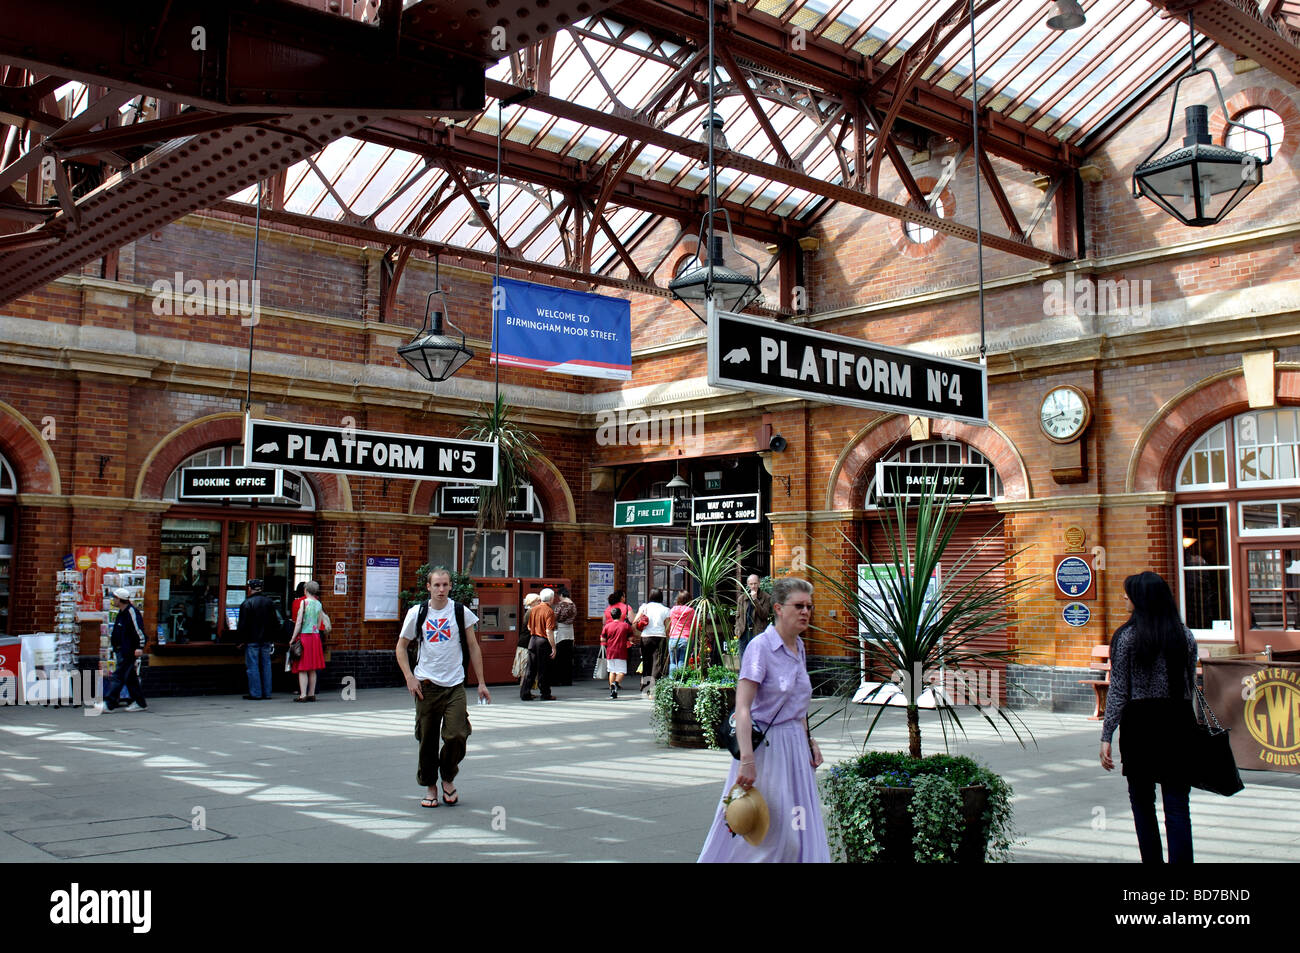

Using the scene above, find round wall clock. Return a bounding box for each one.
[1039,385,1092,443]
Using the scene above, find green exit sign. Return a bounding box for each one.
[614,498,674,527]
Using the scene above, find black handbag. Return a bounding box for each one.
[1189,688,1244,797]
[725,696,786,760]
[289,638,304,661]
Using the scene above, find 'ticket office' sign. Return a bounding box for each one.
[244,417,498,485]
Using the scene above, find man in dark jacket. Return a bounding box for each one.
[734,574,773,662]
[97,588,148,712]
[238,578,278,700]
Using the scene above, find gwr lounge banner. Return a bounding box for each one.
[491,277,632,381]
[1202,658,1300,773]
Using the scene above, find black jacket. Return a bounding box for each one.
[111,604,146,656]
[238,592,279,644]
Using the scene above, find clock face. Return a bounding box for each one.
[1040,387,1089,441]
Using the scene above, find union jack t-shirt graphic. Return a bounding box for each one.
[425,617,454,643]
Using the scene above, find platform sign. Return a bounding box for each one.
[707,307,987,424]
[614,498,673,528]
[1063,601,1091,627]
[691,493,761,526]
[1055,555,1095,600]
[244,417,497,485]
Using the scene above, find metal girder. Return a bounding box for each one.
[0,112,372,307]
[480,79,1068,263]
[614,0,1079,173]
[356,116,789,244]
[212,198,679,300]
[1148,0,1300,83]
[0,0,483,116]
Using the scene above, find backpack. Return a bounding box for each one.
[405,600,469,683]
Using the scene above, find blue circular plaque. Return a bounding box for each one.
[1063,601,1091,627]
[1055,555,1093,597]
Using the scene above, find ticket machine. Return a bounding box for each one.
[469,577,520,684]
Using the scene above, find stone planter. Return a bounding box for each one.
[859,785,991,863]
[667,684,735,749]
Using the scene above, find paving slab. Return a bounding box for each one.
[1,682,1297,863]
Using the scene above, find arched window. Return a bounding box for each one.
[0,451,16,495]
[428,482,544,578]
[1174,410,1300,648]
[1225,107,1284,162]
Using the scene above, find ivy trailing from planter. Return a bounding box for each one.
[651,666,736,747]
[693,682,727,749]
[821,752,1016,863]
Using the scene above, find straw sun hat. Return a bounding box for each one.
[723,784,770,847]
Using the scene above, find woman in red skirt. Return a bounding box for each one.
[290,580,329,701]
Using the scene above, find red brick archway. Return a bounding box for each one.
[1127,368,1300,492]
[0,400,59,494]
[828,414,1029,509]
[136,412,349,509]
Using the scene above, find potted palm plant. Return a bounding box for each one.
[651,530,752,749]
[807,480,1038,862]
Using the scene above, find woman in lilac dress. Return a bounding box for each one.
[698,577,828,863]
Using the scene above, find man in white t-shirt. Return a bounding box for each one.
[395,568,491,809]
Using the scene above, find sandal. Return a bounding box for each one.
[440,782,459,806]
[420,796,438,809]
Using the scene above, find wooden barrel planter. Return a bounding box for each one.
[667,684,735,749]
[872,785,991,863]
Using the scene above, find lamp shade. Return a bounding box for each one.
[397,303,473,382]
[1046,0,1085,31]
[669,235,761,321]
[1134,105,1263,227]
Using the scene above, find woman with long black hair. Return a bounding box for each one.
[1099,571,1200,863]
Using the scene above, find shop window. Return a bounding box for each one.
[1225,107,1284,162]
[1177,422,1228,489]
[1178,505,1232,636]
[160,446,315,643]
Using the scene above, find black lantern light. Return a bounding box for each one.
[1132,12,1272,228]
[398,270,473,382]
[668,0,760,322]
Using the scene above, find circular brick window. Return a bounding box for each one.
[890,177,953,258]
[904,193,948,245]
[1226,107,1284,162]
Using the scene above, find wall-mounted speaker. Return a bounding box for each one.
[769,434,787,452]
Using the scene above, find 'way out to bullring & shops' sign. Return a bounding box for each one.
[243,417,498,485]
[707,308,987,424]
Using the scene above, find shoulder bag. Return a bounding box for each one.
[725,695,787,760]
[1189,687,1244,796]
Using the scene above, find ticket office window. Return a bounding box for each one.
[162,448,315,642]
[429,486,545,577]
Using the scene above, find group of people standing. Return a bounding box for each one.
[517,585,577,701]
[235,578,330,702]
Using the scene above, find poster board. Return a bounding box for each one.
[73,546,133,621]
[587,562,614,618]
[364,556,402,622]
